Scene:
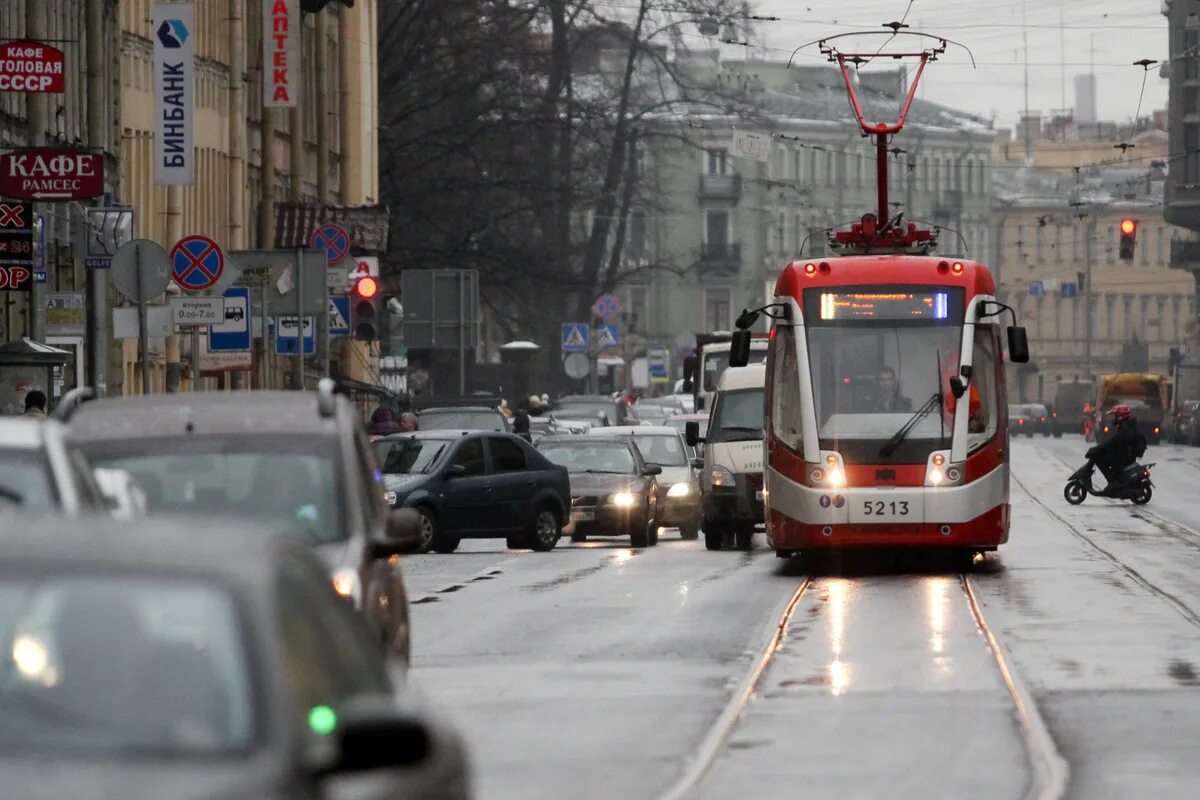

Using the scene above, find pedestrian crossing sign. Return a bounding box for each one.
[562,323,589,352]
[596,324,619,350]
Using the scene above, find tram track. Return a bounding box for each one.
[961,574,1069,800]
[1019,447,1200,629]
[657,566,1066,800]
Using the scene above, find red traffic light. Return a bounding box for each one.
[354,276,379,299]
[1120,218,1136,235]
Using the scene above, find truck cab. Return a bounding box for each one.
[686,363,765,552]
[683,332,769,412]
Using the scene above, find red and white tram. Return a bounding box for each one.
[727,31,1030,559]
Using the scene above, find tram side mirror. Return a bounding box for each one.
[735,308,760,330]
[682,355,697,392]
[1007,326,1031,364]
[728,330,752,368]
[949,376,966,399]
[685,421,704,448]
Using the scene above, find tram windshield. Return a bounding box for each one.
[797,286,985,463]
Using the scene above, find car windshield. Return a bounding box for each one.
[0,574,255,756]
[373,437,451,474]
[633,404,673,423]
[77,436,346,545]
[419,410,505,431]
[0,451,58,513]
[630,434,688,466]
[537,442,635,474]
[708,388,764,443]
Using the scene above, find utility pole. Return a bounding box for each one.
[86,0,110,394]
[1022,0,1032,165]
[26,0,47,342]
[1084,214,1095,381]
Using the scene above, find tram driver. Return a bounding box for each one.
[864,365,914,413]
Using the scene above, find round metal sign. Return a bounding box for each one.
[170,235,225,293]
[311,223,350,265]
[111,239,171,302]
[563,352,591,380]
[592,294,621,320]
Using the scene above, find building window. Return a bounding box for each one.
[627,284,649,333]
[705,287,733,332]
[707,149,728,176]
[705,210,729,250]
[1186,123,1200,185]
[1016,224,1027,264]
[628,210,646,261]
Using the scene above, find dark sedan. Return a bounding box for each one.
[0,520,470,800]
[63,380,419,662]
[374,431,570,553]
[535,436,661,547]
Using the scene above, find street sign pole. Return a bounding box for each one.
[134,242,150,395]
[459,271,467,395]
[294,248,304,389]
[191,326,201,392]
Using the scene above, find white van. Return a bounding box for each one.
[685,363,765,551]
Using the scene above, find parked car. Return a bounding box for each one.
[417,406,509,432]
[91,467,148,520]
[0,520,471,800]
[374,430,570,553]
[1007,403,1050,437]
[62,380,421,662]
[588,425,701,540]
[629,397,687,426]
[1169,399,1200,445]
[0,415,109,518]
[555,394,631,426]
[536,436,661,547]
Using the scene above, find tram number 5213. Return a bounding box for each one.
[863,501,910,517]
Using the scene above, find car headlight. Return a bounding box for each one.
[609,492,638,507]
[667,482,691,497]
[331,568,363,608]
[383,490,398,506]
[709,465,735,487]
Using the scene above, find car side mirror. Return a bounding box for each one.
[446,464,468,478]
[1007,325,1030,364]
[728,329,752,368]
[690,457,704,470]
[643,463,662,477]
[314,697,433,777]
[375,509,425,556]
[685,421,703,448]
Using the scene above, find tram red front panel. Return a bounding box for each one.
[768,503,1009,550]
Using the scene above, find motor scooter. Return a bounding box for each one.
[1063,460,1154,505]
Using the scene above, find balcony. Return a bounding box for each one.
[699,173,742,202]
[1170,237,1200,269]
[697,242,741,273]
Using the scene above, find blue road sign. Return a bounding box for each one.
[274,316,315,355]
[33,271,46,284]
[170,234,224,292]
[592,294,621,320]
[329,295,350,336]
[648,346,669,382]
[596,324,619,349]
[311,223,350,265]
[209,287,251,352]
[562,323,589,352]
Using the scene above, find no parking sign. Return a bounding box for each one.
[170,235,224,293]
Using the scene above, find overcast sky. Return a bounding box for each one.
[719,0,1169,131]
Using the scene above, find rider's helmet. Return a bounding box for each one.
[1111,404,1133,422]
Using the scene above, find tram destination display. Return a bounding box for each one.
[806,287,964,322]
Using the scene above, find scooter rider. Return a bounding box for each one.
[1085,404,1147,488]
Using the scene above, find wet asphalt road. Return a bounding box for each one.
[403,438,1200,800]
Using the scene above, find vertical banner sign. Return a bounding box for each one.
[263,0,299,108]
[152,2,194,186]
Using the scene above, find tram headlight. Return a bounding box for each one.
[827,468,845,487]
[929,468,944,485]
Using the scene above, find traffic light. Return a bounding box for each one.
[351,275,380,342]
[1119,218,1137,261]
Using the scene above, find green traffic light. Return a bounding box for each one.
[308,705,338,735]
